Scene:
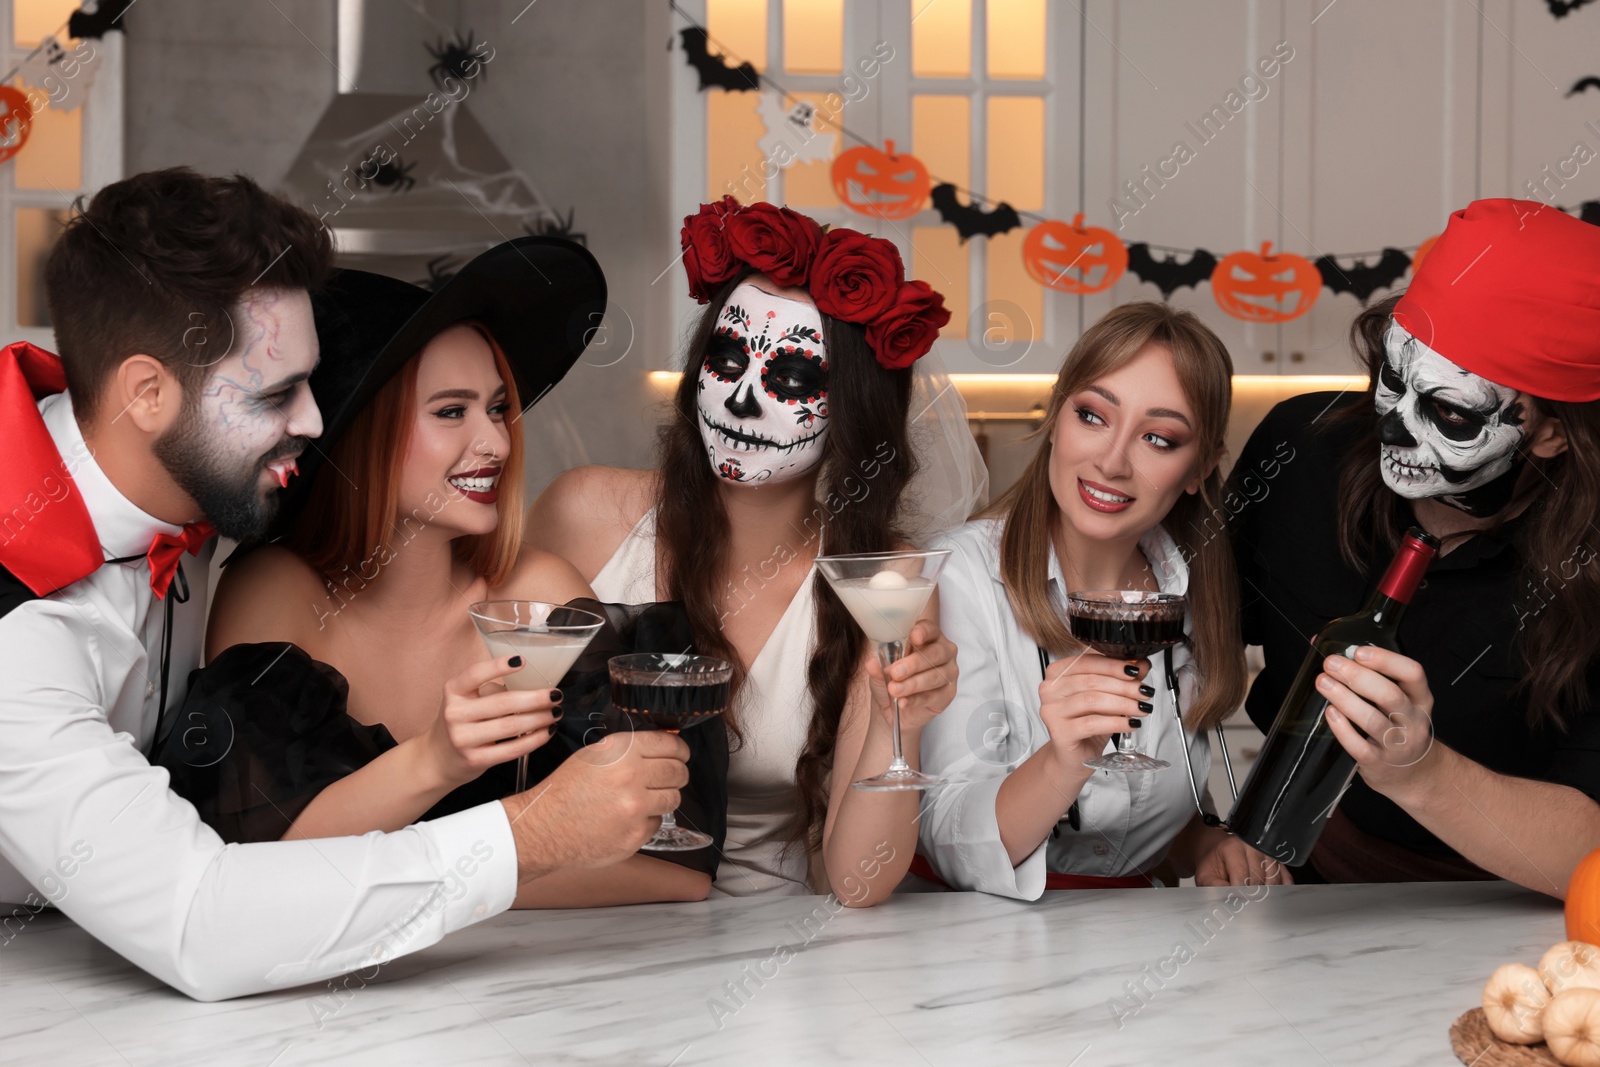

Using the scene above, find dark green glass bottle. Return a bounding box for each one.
[1227,526,1440,866]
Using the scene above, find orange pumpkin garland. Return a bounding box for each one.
[1211,240,1322,323]
[831,140,931,220]
[0,87,33,165]
[1022,214,1128,294]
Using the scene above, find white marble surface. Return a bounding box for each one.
[0,881,1564,1066]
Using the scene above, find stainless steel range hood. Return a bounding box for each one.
[281,0,567,286]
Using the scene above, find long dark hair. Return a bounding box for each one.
[1333,295,1600,730]
[654,269,916,849]
[980,301,1246,729]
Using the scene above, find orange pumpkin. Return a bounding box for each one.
[1022,214,1128,294]
[0,87,32,165]
[1567,848,1600,946]
[1211,241,1322,323]
[831,140,931,220]
[1410,234,1441,275]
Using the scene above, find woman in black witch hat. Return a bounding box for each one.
[159,237,723,906]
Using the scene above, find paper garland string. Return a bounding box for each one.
[674,4,1600,322]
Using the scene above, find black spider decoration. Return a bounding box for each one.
[366,157,416,194]
[522,208,586,247]
[416,255,461,293]
[426,32,485,90]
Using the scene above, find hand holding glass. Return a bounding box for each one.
[1065,590,1186,773]
[469,601,604,794]
[816,549,951,791]
[608,652,731,851]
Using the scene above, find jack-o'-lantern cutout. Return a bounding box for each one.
[1410,234,1440,276]
[831,140,931,220]
[1022,214,1128,294]
[0,87,33,165]
[1211,241,1322,323]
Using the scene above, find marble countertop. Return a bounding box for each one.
[1,881,1565,1066]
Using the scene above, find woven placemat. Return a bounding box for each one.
[1452,1008,1562,1066]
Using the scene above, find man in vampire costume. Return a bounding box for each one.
[1230,199,1600,897]
[0,168,688,999]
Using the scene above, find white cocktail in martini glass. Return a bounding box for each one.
[469,601,605,793]
[815,549,951,791]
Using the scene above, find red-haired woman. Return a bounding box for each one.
[531,201,982,904]
[919,302,1286,896]
[163,240,714,907]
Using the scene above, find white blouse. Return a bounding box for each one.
[917,518,1213,900]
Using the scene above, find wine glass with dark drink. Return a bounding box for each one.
[608,652,733,851]
[1066,590,1187,773]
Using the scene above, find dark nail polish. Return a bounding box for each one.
[1137,700,1153,713]
[1138,684,1155,697]
[1128,718,1142,729]
[1123,664,1140,678]
[548,724,557,736]
[550,688,563,703]
[508,655,522,668]
[552,707,564,720]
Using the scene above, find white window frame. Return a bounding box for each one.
[0,10,123,351]
[670,0,1075,373]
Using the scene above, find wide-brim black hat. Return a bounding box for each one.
[269,235,605,538]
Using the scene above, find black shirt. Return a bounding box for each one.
[1228,391,1600,860]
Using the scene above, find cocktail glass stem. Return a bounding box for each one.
[880,640,914,776]
[515,754,530,795]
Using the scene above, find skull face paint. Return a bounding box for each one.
[697,281,829,485]
[1375,320,1528,514]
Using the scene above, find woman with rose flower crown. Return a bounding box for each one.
[530,199,983,902]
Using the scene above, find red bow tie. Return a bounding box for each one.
[146,522,215,599]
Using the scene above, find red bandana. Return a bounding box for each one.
[1394,198,1600,403]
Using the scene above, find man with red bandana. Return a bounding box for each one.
[1229,199,1600,897]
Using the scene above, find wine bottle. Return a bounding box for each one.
[1226,526,1440,866]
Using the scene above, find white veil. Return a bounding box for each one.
[901,351,989,543]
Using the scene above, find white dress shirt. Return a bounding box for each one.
[918,518,1213,900]
[0,393,518,1000]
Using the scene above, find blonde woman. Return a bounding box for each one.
[919,302,1288,896]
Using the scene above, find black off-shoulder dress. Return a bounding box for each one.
[152,599,728,877]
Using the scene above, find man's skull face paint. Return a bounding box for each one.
[697,281,829,485]
[1375,320,1527,510]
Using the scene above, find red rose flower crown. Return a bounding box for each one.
[680,197,952,371]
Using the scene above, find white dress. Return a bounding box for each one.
[591,506,816,897]
[917,518,1213,900]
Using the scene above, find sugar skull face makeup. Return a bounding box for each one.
[697,280,830,485]
[1375,320,1528,514]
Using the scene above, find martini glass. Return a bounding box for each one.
[815,549,952,792]
[469,601,606,794]
[608,652,732,851]
[1066,590,1186,773]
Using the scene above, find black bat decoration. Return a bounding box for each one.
[68,0,135,38]
[929,184,1021,242]
[1568,76,1600,96]
[678,27,759,92]
[1548,0,1598,17]
[1313,248,1411,305]
[1125,243,1218,299]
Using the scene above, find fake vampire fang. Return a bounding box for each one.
[269,458,299,489]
